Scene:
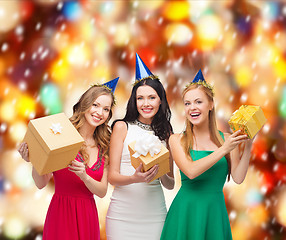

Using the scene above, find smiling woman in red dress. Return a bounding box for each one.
[18,78,119,240]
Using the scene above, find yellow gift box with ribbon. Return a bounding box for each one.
[128,132,170,182]
[23,113,84,175]
[228,105,267,139]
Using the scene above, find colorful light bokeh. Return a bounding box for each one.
[0,1,285,239]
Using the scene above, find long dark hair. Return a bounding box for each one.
[112,77,173,142]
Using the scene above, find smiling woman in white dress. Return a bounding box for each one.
[106,53,174,240]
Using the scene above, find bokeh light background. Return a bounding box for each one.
[0,0,285,239]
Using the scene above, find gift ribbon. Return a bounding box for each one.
[132,132,162,158]
[50,123,63,134]
[230,106,263,137]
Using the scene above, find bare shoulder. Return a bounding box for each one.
[111,121,128,142]
[169,133,182,145]
[112,121,127,132]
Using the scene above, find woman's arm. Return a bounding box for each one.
[169,131,248,180]
[160,141,175,190]
[69,161,108,198]
[31,168,52,189]
[229,135,253,184]
[18,142,52,189]
[108,121,158,186]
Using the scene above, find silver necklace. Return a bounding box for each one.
[132,119,152,131]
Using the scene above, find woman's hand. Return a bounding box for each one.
[68,160,88,181]
[244,137,254,150]
[18,142,52,189]
[17,142,30,162]
[222,130,248,154]
[132,163,159,183]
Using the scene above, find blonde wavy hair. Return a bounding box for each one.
[180,84,231,180]
[70,86,115,166]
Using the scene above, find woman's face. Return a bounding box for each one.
[183,88,213,126]
[136,85,161,124]
[84,94,112,128]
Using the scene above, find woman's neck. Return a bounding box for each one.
[192,121,210,137]
[79,123,96,143]
[137,116,152,125]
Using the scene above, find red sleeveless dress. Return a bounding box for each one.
[43,149,105,240]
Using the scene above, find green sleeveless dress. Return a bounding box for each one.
[160,133,232,240]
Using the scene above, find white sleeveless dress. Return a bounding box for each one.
[106,122,167,240]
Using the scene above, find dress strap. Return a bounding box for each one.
[218,131,225,141]
[76,152,84,162]
[90,146,104,171]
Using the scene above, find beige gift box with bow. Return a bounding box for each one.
[128,139,170,182]
[23,113,84,175]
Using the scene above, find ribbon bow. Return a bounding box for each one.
[132,132,162,158]
[50,123,63,134]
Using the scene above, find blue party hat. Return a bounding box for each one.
[135,53,153,80]
[134,53,158,85]
[192,69,205,83]
[186,69,214,94]
[102,77,119,93]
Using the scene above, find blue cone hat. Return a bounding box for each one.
[186,69,214,94]
[135,53,154,81]
[192,69,205,83]
[102,77,119,93]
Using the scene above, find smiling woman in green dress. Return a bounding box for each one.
[160,69,253,240]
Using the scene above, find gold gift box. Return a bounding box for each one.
[128,141,170,182]
[23,113,84,175]
[228,105,267,139]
